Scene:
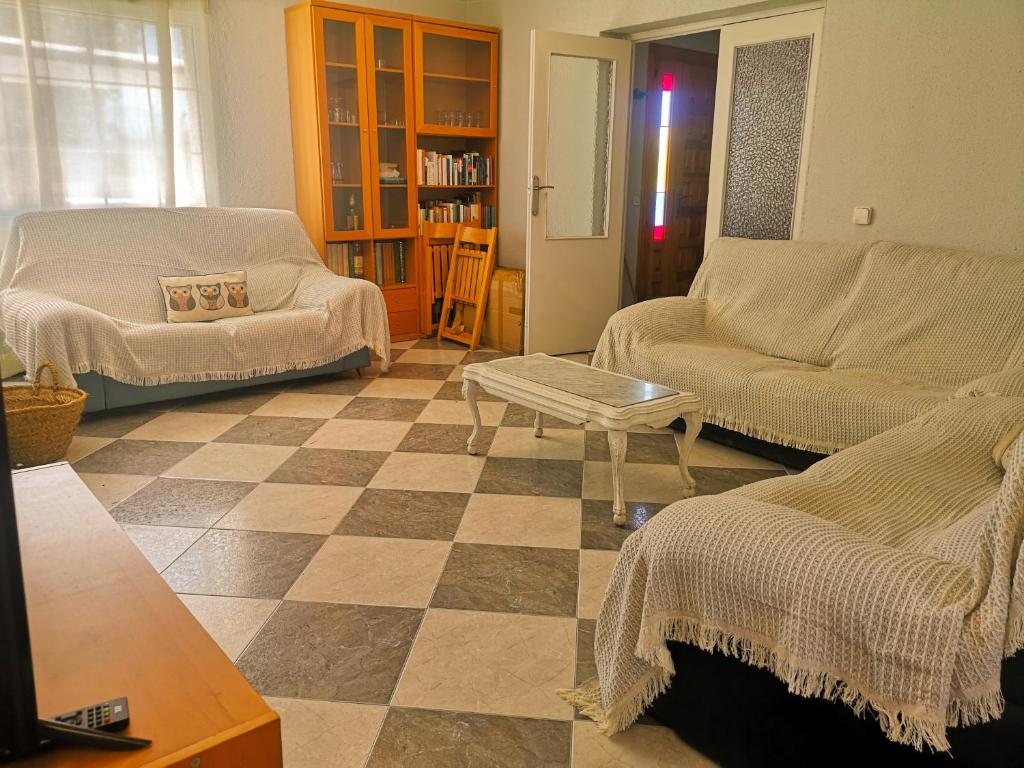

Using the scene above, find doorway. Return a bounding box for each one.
[625,32,720,303]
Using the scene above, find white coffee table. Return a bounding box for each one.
[462,353,702,525]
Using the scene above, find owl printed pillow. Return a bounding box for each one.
[159,271,254,323]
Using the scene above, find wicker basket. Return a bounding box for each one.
[4,363,87,468]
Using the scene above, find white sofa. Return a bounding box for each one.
[0,207,391,411]
[595,237,1024,454]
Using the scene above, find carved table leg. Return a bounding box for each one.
[534,411,544,438]
[608,430,628,526]
[464,379,482,455]
[678,411,702,497]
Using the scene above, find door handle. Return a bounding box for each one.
[531,175,555,216]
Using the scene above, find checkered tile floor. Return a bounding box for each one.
[68,339,788,767]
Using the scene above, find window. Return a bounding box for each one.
[0,0,217,214]
[652,71,672,242]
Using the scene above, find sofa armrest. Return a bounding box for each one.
[956,368,1024,399]
[593,297,708,370]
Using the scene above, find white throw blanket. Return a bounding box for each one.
[565,395,1024,752]
[0,207,390,386]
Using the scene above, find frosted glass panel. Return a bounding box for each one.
[545,55,613,238]
[722,36,811,240]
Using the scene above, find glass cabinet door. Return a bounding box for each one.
[366,16,416,237]
[414,23,497,136]
[315,9,372,240]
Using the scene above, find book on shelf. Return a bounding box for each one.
[417,192,495,230]
[325,242,365,279]
[416,149,492,187]
[371,240,409,287]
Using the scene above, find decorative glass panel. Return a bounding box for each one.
[545,54,613,238]
[721,36,811,240]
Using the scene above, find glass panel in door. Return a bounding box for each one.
[545,54,614,238]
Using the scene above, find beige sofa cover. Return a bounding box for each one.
[593,238,1024,453]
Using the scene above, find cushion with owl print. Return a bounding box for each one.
[158,271,255,323]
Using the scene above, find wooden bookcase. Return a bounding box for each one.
[285,1,498,341]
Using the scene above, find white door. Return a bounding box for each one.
[705,9,824,246]
[525,31,632,355]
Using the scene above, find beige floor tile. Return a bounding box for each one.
[164,443,297,482]
[393,609,575,720]
[416,399,507,426]
[456,494,581,549]
[572,721,716,767]
[582,461,688,504]
[369,452,485,493]
[391,339,417,349]
[121,523,204,572]
[77,473,154,509]
[123,411,244,442]
[394,349,467,366]
[66,435,114,463]
[304,419,412,452]
[253,393,353,419]
[685,436,782,470]
[488,427,585,461]
[287,535,450,608]
[447,365,465,382]
[216,483,363,534]
[266,697,386,768]
[578,549,619,620]
[359,378,444,400]
[178,594,279,660]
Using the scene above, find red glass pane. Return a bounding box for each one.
[652,225,665,242]
[661,72,674,92]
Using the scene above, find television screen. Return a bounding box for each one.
[0,384,40,759]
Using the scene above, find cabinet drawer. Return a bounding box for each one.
[388,308,419,337]
[383,286,418,313]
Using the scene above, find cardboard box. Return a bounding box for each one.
[482,268,524,354]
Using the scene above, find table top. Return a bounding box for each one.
[478,354,686,409]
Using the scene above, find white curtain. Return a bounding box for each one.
[0,0,217,215]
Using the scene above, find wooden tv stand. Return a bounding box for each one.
[13,463,282,767]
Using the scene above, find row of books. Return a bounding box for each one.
[417,195,496,230]
[416,149,492,187]
[324,241,409,285]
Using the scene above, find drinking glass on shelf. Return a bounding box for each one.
[434,109,443,125]
[455,111,464,127]
[441,110,451,126]
[471,111,482,128]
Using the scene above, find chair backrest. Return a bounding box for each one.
[421,222,459,301]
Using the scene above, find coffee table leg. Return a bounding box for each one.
[608,430,627,526]
[463,379,482,455]
[678,412,702,497]
[534,411,544,438]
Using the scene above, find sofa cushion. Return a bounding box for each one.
[159,270,254,323]
[690,237,871,367]
[627,338,950,453]
[828,241,1024,387]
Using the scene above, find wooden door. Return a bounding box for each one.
[636,44,717,300]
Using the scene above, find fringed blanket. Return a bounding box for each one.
[564,395,1024,752]
[0,207,390,386]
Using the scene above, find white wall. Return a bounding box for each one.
[208,0,469,210]
[466,0,1024,266]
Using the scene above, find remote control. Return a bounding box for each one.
[51,697,130,732]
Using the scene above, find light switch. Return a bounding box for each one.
[853,206,873,225]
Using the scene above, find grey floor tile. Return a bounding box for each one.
[475,457,583,498]
[336,489,469,540]
[433,381,504,402]
[501,402,582,429]
[288,374,372,396]
[267,447,389,486]
[580,499,665,551]
[367,707,571,768]
[73,439,202,475]
[337,397,429,421]
[236,601,421,703]
[412,338,466,351]
[166,389,280,414]
[576,618,596,685]
[76,408,163,438]
[692,466,787,495]
[214,415,326,446]
[463,350,511,364]
[432,542,578,617]
[584,431,680,464]
[383,363,454,380]
[111,477,255,527]
[162,529,325,598]
[397,423,496,455]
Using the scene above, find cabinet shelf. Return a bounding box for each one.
[326,61,356,69]
[422,71,490,83]
[419,184,494,190]
[328,121,360,127]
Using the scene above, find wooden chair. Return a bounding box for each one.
[437,223,497,350]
